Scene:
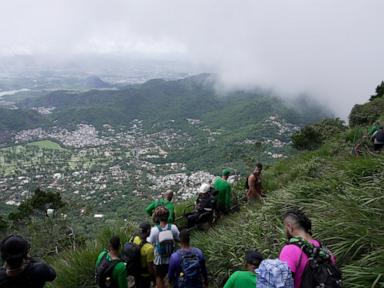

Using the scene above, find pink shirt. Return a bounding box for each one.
[279,239,335,288]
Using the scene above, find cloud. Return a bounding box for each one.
[0,0,384,117]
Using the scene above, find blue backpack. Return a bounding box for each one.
[177,250,202,288]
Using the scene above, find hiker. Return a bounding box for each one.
[279,209,340,288]
[246,163,263,201]
[213,168,232,214]
[223,250,263,288]
[131,222,155,288]
[147,206,180,288]
[145,190,175,223]
[371,126,384,151]
[186,183,216,228]
[95,236,127,288]
[0,235,56,288]
[168,229,208,288]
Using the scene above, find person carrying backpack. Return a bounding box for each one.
[0,235,56,288]
[147,206,180,288]
[95,236,127,288]
[223,250,263,288]
[279,209,341,288]
[132,222,155,288]
[168,229,208,288]
[186,183,216,228]
[145,190,175,223]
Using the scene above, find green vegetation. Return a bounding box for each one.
[349,81,384,127]
[292,118,347,150]
[27,140,65,150]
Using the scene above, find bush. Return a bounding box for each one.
[291,126,323,150]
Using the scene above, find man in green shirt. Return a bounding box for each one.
[224,250,263,288]
[213,168,232,214]
[145,190,175,223]
[95,236,127,288]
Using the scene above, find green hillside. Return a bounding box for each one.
[20,74,330,129]
[38,85,384,288]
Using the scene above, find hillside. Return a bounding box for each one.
[38,90,384,288]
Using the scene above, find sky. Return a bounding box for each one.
[1,0,384,117]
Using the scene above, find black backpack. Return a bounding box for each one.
[95,252,122,288]
[375,129,384,142]
[290,238,342,288]
[120,239,144,276]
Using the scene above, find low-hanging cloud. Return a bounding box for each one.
[1,0,384,118]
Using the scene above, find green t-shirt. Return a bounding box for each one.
[223,271,256,288]
[96,250,127,288]
[213,177,231,211]
[145,199,175,223]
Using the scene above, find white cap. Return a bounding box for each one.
[198,183,211,193]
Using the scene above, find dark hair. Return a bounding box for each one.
[179,229,190,244]
[139,222,151,239]
[284,209,312,235]
[109,236,121,251]
[0,235,30,268]
[256,163,263,170]
[154,206,169,222]
[165,191,174,201]
[245,250,263,267]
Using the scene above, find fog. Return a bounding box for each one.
[1,0,384,117]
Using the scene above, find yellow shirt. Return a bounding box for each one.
[133,236,154,276]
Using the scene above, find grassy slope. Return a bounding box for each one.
[46,130,384,288]
[192,135,384,288]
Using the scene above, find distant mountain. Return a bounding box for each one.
[84,76,113,89]
[21,74,330,129]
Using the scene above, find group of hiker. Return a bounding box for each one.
[0,163,342,288]
[93,207,341,288]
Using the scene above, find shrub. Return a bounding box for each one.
[291,126,323,150]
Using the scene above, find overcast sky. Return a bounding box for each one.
[1,0,384,117]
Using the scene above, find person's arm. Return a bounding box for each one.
[146,245,156,281]
[145,201,156,216]
[168,203,175,223]
[279,245,299,277]
[147,227,157,244]
[223,272,237,288]
[199,252,208,287]
[34,262,57,282]
[172,225,180,242]
[168,253,179,284]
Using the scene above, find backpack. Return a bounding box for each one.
[95,252,122,288]
[256,259,294,288]
[177,249,202,288]
[375,129,384,142]
[289,238,342,288]
[156,224,175,257]
[120,239,144,276]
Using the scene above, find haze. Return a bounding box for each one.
[1,0,383,118]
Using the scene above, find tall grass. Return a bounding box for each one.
[46,137,384,288]
[191,148,384,287]
[47,222,134,288]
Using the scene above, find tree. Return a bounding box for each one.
[370,81,384,101]
[291,126,323,150]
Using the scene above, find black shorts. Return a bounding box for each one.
[154,264,169,279]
